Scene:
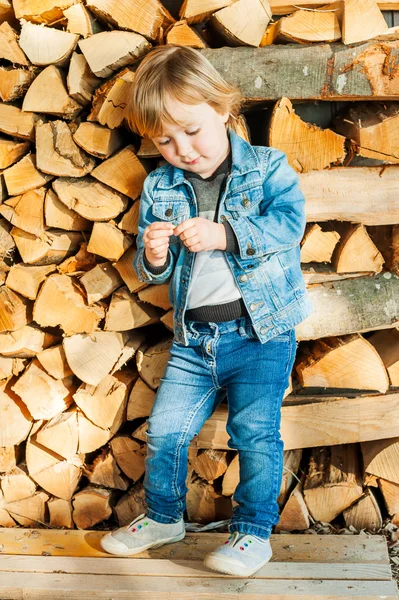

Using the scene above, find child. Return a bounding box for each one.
[101,45,314,577]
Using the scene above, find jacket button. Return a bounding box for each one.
[246,248,255,256]
[165,208,173,217]
[250,303,257,311]
[220,215,227,223]
[260,327,269,335]
[239,274,248,282]
[242,198,251,208]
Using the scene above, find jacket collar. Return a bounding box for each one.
[157,127,262,190]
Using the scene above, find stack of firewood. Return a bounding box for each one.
[0,0,399,533]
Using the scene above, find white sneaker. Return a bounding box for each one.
[204,531,272,577]
[100,513,185,556]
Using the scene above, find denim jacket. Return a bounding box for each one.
[134,128,314,346]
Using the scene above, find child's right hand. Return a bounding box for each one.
[143,222,175,267]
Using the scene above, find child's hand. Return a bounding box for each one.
[143,222,174,267]
[174,218,227,253]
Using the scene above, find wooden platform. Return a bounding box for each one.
[0,528,397,599]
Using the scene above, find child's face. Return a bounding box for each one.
[150,100,230,178]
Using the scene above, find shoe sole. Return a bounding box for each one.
[204,551,272,577]
[100,531,186,556]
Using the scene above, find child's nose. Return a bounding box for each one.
[176,138,193,158]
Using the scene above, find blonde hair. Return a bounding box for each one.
[125,45,243,138]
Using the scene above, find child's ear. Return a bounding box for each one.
[222,111,229,124]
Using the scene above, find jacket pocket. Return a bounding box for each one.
[152,200,190,245]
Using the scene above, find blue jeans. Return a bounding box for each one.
[143,316,297,539]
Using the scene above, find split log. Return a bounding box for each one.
[19,21,79,67]
[361,438,399,485]
[263,6,341,45]
[303,445,363,523]
[278,449,303,507]
[79,262,123,305]
[332,223,384,274]
[6,264,56,300]
[45,188,92,231]
[48,497,73,528]
[0,22,29,66]
[0,446,20,474]
[137,284,171,311]
[137,138,161,159]
[86,0,174,41]
[0,379,33,447]
[73,122,124,159]
[119,201,139,235]
[161,309,174,332]
[0,67,36,102]
[77,408,121,453]
[0,103,39,140]
[186,476,232,523]
[0,188,46,236]
[87,221,133,261]
[33,274,104,335]
[72,485,115,529]
[179,0,235,23]
[22,65,83,120]
[379,478,399,525]
[342,0,388,45]
[36,120,96,177]
[368,328,399,386]
[136,339,172,389]
[210,0,272,47]
[113,247,147,293]
[0,324,57,358]
[84,449,129,490]
[0,356,26,379]
[79,31,151,79]
[105,286,160,331]
[13,0,79,24]
[88,68,135,129]
[295,334,389,393]
[111,331,144,374]
[58,242,97,275]
[34,409,78,459]
[127,377,156,421]
[36,344,73,379]
[91,145,147,200]
[3,155,53,196]
[192,449,228,483]
[275,480,310,532]
[296,273,399,341]
[64,2,101,37]
[333,102,399,164]
[300,224,340,263]
[343,488,383,531]
[53,177,128,221]
[268,1,397,13]
[67,52,102,106]
[0,286,32,333]
[166,20,206,48]
[114,481,147,526]
[12,228,82,265]
[269,97,345,172]
[0,138,30,169]
[2,490,48,527]
[109,436,146,481]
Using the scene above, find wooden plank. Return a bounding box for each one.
[296,273,399,341]
[197,393,399,450]
[202,41,399,101]
[0,572,397,600]
[302,167,399,226]
[269,1,399,14]
[0,555,392,580]
[0,530,389,563]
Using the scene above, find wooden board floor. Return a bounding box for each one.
[0,528,397,599]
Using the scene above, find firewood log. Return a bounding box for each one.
[368,328,399,386]
[87,221,133,261]
[333,102,399,164]
[105,286,160,331]
[136,339,172,389]
[0,379,33,447]
[91,145,147,200]
[211,0,272,47]
[0,446,20,474]
[127,377,156,421]
[0,216,14,258]
[192,449,228,483]
[114,480,147,526]
[0,491,16,526]
[161,309,174,332]
[113,247,147,293]
[119,200,139,235]
[6,264,57,300]
[84,448,129,490]
[0,0,16,26]
[0,356,26,379]
[48,497,73,528]
[73,122,123,159]
[303,445,363,523]
[179,0,235,23]
[342,0,388,44]
[295,333,389,393]
[53,176,128,221]
[19,21,79,67]
[111,331,144,375]
[269,97,345,172]
[67,52,102,106]
[109,435,146,481]
[58,242,97,275]
[88,68,135,129]
[13,0,78,24]
[0,102,39,140]
[0,188,46,235]
[64,2,102,37]
[3,156,53,196]
[0,137,29,169]
[187,475,232,523]
[138,284,171,310]
[77,409,119,453]
[131,421,147,443]
[0,66,36,102]
[343,487,383,531]
[378,478,399,526]
[1,465,35,503]
[166,20,206,48]
[33,273,105,335]
[22,65,83,120]
[3,490,49,526]
[63,331,128,386]
[263,6,341,45]
[0,324,57,357]
[72,485,115,529]
[275,480,310,532]
[278,449,303,507]
[361,438,399,485]
[79,262,123,304]
[332,223,384,274]
[0,22,29,65]
[137,138,161,159]
[36,344,73,379]
[45,188,91,231]
[300,223,341,263]
[86,0,174,41]
[79,31,151,79]
[12,228,82,265]
[0,286,32,332]
[35,409,78,459]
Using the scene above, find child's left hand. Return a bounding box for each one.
[174,217,227,252]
